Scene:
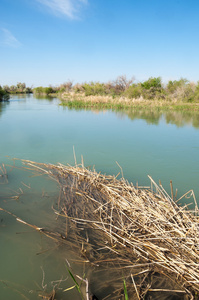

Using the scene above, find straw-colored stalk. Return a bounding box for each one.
[6,159,199,298]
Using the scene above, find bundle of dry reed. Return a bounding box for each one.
[15,159,199,299]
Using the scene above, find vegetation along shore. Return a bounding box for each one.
[33,76,199,111]
[0,82,32,101]
[2,76,199,110]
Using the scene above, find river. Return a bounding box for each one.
[0,94,199,299]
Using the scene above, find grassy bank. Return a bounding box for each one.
[60,91,199,111]
[31,76,199,110]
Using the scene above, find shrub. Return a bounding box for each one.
[82,82,107,96]
[166,78,188,94]
[73,83,84,93]
[33,87,44,94]
[124,84,142,99]
[166,79,196,102]
[193,81,199,102]
[44,87,54,95]
[16,82,26,93]
[111,75,135,96]
[141,77,162,90]
[33,86,55,95]
[0,86,9,101]
[141,77,163,99]
[58,81,73,93]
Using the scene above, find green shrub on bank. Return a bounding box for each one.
[0,86,9,101]
[33,86,55,95]
[82,82,108,96]
[193,81,199,102]
[44,87,54,94]
[166,78,187,94]
[73,76,135,98]
[141,77,162,90]
[124,84,142,99]
[2,82,32,94]
[165,78,197,102]
[141,77,164,99]
[33,81,73,95]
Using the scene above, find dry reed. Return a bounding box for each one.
[60,91,199,110]
[5,159,199,299]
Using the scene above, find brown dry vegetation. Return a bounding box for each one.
[6,159,199,300]
[60,91,199,111]
[30,76,199,110]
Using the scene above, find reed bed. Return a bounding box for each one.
[60,91,165,109]
[8,159,199,299]
[60,91,199,111]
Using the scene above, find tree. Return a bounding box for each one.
[112,75,135,94]
[16,82,26,93]
[141,77,162,90]
[0,86,9,101]
[166,78,196,102]
[59,81,73,92]
[141,77,163,99]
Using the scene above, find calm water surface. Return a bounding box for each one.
[0,94,199,299]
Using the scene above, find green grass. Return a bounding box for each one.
[65,267,85,300]
[61,99,129,110]
[60,98,199,112]
[123,280,129,300]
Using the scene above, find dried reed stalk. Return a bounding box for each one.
[0,163,8,184]
[9,159,199,298]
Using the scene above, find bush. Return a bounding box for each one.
[166,79,196,102]
[141,77,162,90]
[1,83,32,94]
[111,75,135,96]
[166,78,188,94]
[33,86,55,95]
[141,77,163,99]
[82,82,107,96]
[33,87,44,94]
[124,84,142,99]
[58,81,73,93]
[0,86,9,101]
[73,83,84,93]
[193,81,199,102]
[44,87,54,95]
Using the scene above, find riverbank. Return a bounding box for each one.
[59,91,199,111]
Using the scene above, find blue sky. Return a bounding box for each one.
[0,0,199,87]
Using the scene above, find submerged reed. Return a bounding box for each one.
[5,159,199,299]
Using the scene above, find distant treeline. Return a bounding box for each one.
[3,82,32,94]
[1,77,199,103]
[33,76,199,103]
[0,82,32,101]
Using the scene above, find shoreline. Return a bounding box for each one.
[58,92,199,111]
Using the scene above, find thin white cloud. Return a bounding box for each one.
[1,28,22,48]
[36,0,88,19]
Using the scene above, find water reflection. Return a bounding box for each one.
[66,105,199,128]
[34,94,56,101]
[10,93,32,100]
[165,110,199,128]
[0,101,10,118]
[115,108,199,128]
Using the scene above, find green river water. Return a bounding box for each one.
[0,94,199,299]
